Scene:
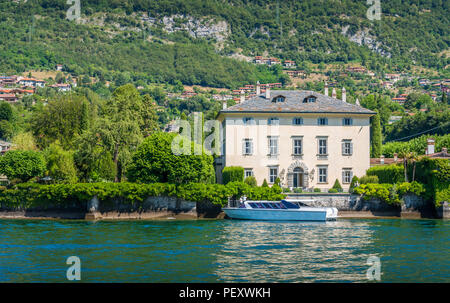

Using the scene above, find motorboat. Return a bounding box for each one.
[223,200,338,222]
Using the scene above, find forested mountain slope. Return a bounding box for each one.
[0,0,448,87]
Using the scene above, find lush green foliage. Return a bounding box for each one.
[366,165,404,183]
[31,95,92,149]
[370,112,382,158]
[1,1,448,89]
[413,158,450,207]
[331,179,343,193]
[127,132,215,184]
[353,182,425,205]
[244,176,257,187]
[359,175,379,184]
[349,176,359,193]
[43,142,78,183]
[0,181,285,209]
[222,167,244,185]
[382,134,450,158]
[385,109,450,142]
[0,150,46,182]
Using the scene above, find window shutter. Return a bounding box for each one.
[342,171,345,183]
[342,142,345,155]
[250,141,253,155]
[350,171,353,181]
[350,143,354,155]
[325,118,328,125]
[242,140,246,155]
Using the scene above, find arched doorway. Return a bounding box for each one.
[293,167,304,189]
[287,161,309,189]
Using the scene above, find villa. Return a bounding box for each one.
[216,83,375,191]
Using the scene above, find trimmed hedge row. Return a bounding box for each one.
[0,182,286,210]
[366,165,404,183]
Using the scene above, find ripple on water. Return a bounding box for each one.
[0,218,449,282]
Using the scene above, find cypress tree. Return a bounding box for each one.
[371,111,382,158]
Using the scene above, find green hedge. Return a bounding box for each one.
[366,165,404,183]
[414,158,450,207]
[222,166,244,184]
[353,182,425,205]
[0,182,286,210]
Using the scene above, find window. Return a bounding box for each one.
[318,117,328,125]
[293,139,303,155]
[269,167,278,183]
[268,137,279,156]
[318,138,327,155]
[268,117,279,125]
[342,169,353,184]
[272,96,285,103]
[303,96,316,103]
[343,118,353,126]
[342,140,353,156]
[318,167,328,183]
[243,139,253,155]
[293,117,303,125]
[243,117,254,125]
[245,169,254,178]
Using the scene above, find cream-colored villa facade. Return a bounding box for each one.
[216,86,375,191]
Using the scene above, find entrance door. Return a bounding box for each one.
[293,167,303,188]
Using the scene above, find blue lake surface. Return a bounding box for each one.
[0,218,449,282]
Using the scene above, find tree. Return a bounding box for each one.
[349,176,359,193]
[244,176,257,187]
[43,142,78,183]
[73,132,116,182]
[11,132,38,151]
[126,132,215,184]
[0,150,46,182]
[0,102,14,121]
[371,112,382,158]
[332,179,343,192]
[262,179,269,187]
[31,94,92,149]
[91,84,145,181]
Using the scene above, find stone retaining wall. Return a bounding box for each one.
[286,193,435,218]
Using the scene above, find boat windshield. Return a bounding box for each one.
[248,202,288,209]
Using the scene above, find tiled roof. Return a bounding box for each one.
[220,90,375,114]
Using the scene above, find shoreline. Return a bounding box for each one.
[0,210,438,221]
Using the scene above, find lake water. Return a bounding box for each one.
[0,218,449,283]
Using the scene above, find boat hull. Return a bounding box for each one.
[223,208,328,221]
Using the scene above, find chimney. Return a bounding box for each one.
[266,87,271,100]
[394,153,398,162]
[240,90,245,103]
[380,155,385,165]
[356,98,360,106]
[256,81,261,95]
[332,88,337,99]
[427,138,435,155]
[342,87,347,103]
[324,81,329,96]
[222,100,227,110]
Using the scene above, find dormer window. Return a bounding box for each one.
[268,117,279,125]
[272,95,285,103]
[243,117,255,125]
[303,96,317,103]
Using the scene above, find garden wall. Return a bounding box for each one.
[286,193,435,218]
